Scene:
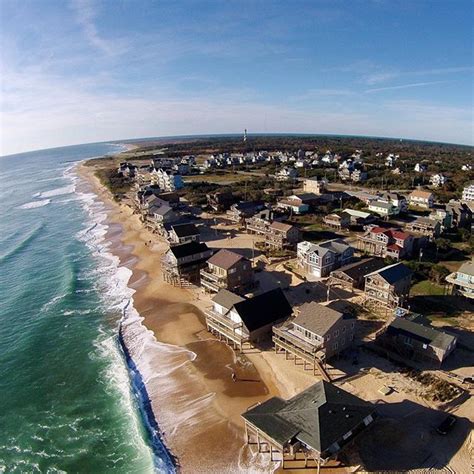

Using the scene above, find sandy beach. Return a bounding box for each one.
[76,162,322,473]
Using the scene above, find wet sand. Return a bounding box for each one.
[76,162,300,473]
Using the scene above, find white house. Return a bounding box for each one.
[430,174,448,187]
[462,184,474,202]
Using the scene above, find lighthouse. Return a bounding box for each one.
[243,128,247,143]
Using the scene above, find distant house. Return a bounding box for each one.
[414,163,427,173]
[323,212,350,230]
[246,211,300,249]
[329,257,387,291]
[343,209,377,227]
[242,381,377,470]
[148,200,179,229]
[276,167,298,182]
[117,162,137,179]
[357,226,414,260]
[446,259,474,300]
[462,184,474,202]
[151,168,184,192]
[277,196,309,215]
[226,201,266,225]
[429,208,453,231]
[409,189,434,209]
[161,241,213,287]
[406,217,441,240]
[303,177,327,195]
[430,173,448,188]
[379,192,408,214]
[206,191,235,212]
[297,239,354,278]
[205,288,292,351]
[368,200,396,217]
[364,262,413,308]
[168,223,200,245]
[378,318,457,367]
[200,249,254,294]
[446,200,472,229]
[273,301,356,376]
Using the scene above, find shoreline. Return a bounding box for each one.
[74,160,311,472]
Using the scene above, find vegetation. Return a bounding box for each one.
[95,168,132,200]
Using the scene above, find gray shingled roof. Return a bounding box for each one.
[207,249,244,269]
[387,318,456,351]
[212,289,245,310]
[333,258,386,281]
[293,302,346,337]
[365,262,412,284]
[242,381,375,453]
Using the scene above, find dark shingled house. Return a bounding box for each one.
[378,317,457,367]
[242,381,376,470]
[161,241,213,286]
[205,288,292,351]
[329,257,386,290]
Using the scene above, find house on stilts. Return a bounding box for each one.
[205,288,292,352]
[242,380,377,471]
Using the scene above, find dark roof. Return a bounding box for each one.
[207,249,245,269]
[242,381,375,453]
[233,288,292,332]
[212,289,245,310]
[365,262,412,284]
[171,223,199,238]
[293,302,348,336]
[387,318,456,351]
[169,241,210,259]
[333,258,386,281]
[234,200,265,212]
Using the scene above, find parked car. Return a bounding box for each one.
[436,415,457,435]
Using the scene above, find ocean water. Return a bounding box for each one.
[0,143,174,473]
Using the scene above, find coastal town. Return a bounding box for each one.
[85,135,473,473]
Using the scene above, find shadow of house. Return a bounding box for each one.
[410,294,474,317]
[302,229,344,243]
[349,399,471,472]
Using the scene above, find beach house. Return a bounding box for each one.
[297,239,354,278]
[161,241,213,287]
[446,259,474,300]
[329,257,386,291]
[357,226,414,260]
[364,262,413,308]
[242,381,377,470]
[200,249,254,294]
[273,302,356,379]
[205,288,292,351]
[377,317,457,367]
[302,177,327,195]
[409,189,434,209]
[168,223,200,245]
[406,217,441,240]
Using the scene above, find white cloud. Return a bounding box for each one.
[364,80,452,93]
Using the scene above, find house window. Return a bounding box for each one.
[342,430,353,441]
[363,415,373,426]
[326,334,331,341]
[333,342,339,350]
[404,336,413,347]
[335,330,339,337]
[229,268,236,274]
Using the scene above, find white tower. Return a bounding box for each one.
[243,129,247,142]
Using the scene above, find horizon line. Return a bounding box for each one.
[2,131,473,158]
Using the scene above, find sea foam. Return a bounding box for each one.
[70,164,176,473]
[19,199,51,209]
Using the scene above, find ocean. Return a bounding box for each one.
[0,143,174,473]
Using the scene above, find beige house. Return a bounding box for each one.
[409,189,434,208]
[200,249,254,294]
[273,302,356,379]
[302,177,327,195]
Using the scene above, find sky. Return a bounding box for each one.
[1,0,473,156]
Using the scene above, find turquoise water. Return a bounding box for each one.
[0,144,172,472]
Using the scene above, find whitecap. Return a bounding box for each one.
[19,199,51,209]
[36,185,75,199]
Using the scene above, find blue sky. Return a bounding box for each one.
[1,0,473,155]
